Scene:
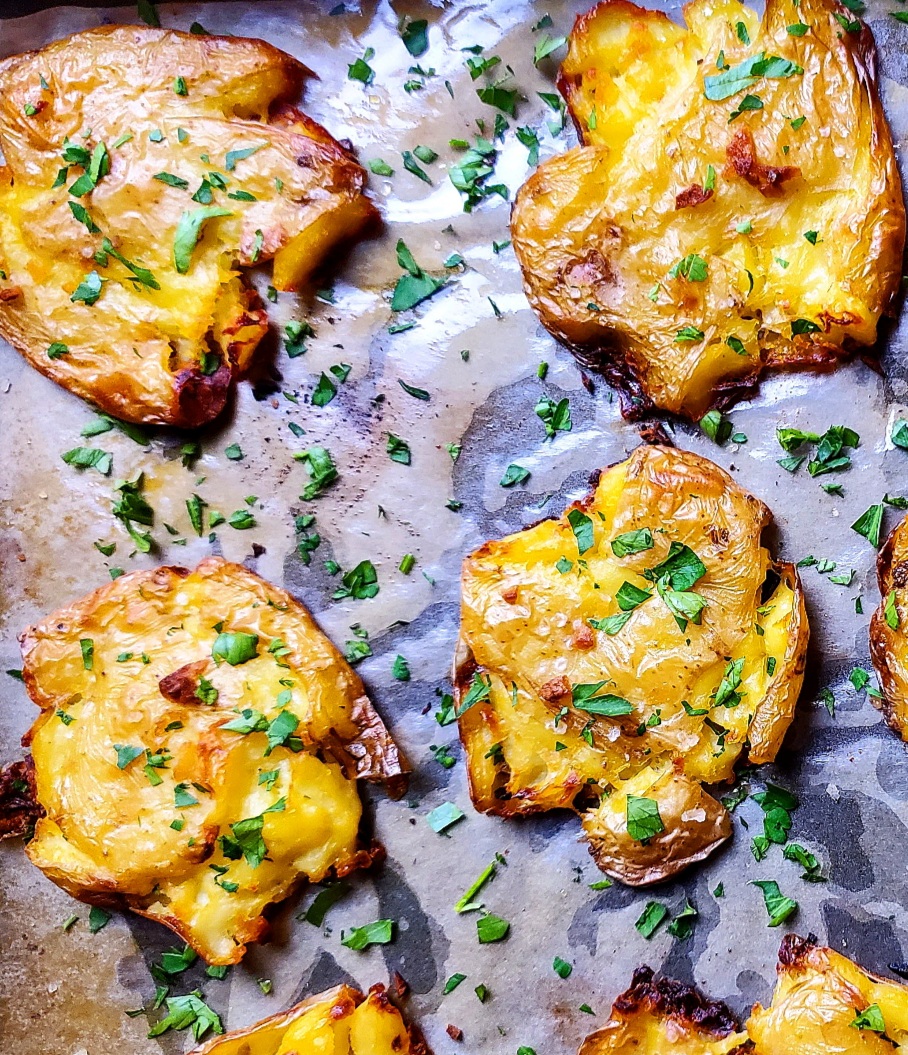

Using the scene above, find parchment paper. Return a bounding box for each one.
[2,2,908,1053]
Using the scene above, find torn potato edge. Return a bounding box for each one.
[870,513,908,740]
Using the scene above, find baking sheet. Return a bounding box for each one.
[2,1,908,1052]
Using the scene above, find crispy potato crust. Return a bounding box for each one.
[455,445,808,885]
[579,965,749,1055]
[0,757,43,839]
[190,984,429,1055]
[8,557,407,964]
[584,936,908,1053]
[0,26,377,425]
[870,514,908,740]
[511,0,905,419]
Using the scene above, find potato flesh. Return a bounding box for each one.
[748,946,908,1052]
[580,1015,747,1055]
[192,987,413,1055]
[0,27,374,425]
[457,445,806,881]
[511,0,905,418]
[22,559,400,964]
[584,943,908,1053]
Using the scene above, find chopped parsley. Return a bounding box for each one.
[211,631,259,666]
[626,794,664,841]
[477,913,510,943]
[427,801,465,833]
[751,879,798,926]
[173,207,232,273]
[500,463,530,487]
[535,395,571,438]
[341,918,394,949]
[703,51,803,101]
[391,240,446,312]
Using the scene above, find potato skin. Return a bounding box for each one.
[870,515,908,740]
[511,0,905,420]
[455,444,808,885]
[10,557,407,964]
[0,26,377,426]
[189,984,428,1055]
[582,936,908,1054]
[581,771,733,887]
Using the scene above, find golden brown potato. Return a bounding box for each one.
[578,965,749,1054]
[190,984,427,1055]
[870,514,908,740]
[7,557,407,965]
[511,0,905,420]
[455,444,807,884]
[581,936,908,1053]
[748,936,908,1052]
[0,26,377,426]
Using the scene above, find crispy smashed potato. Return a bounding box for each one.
[871,514,908,741]
[578,964,748,1054]
[0,26,376,426]
[8,557,406,965]
[191,984,426,1055]
[511,0,905,419]
[455,445,807,884]
[582,936,908,1053]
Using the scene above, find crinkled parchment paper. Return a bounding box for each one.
[2,2,908,1053]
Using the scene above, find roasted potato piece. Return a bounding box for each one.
[190,984,426,1055]
[578,965,749,1054]
[870,514,908,741]
[0,26,377,426]
[582,936,908,1053]
[748,935,908,1052]
[8,557,407,965]
[511,0,905,420]
[455,444,807,884]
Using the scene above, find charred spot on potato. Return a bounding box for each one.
[675,183,714,209]
[511,0,905,419]
[723,129,800,197]
[613,966,741,1037]
[539,676,572,701]
[16,557,407,964]
[0,758,44,838]
[158,660,210,706]
[456,445,808,885]
[0,26,377,426]
[582,937,908,1053]
[174,361,233,430]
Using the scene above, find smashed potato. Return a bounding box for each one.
[870,514,908,741]
[8,558,406,965]
[455,445,807,885]
[0,26,376,426]
[511,0,905,419]
[191,984,426,1055]
[581,936,908,1053]
[578,964,747,1054]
